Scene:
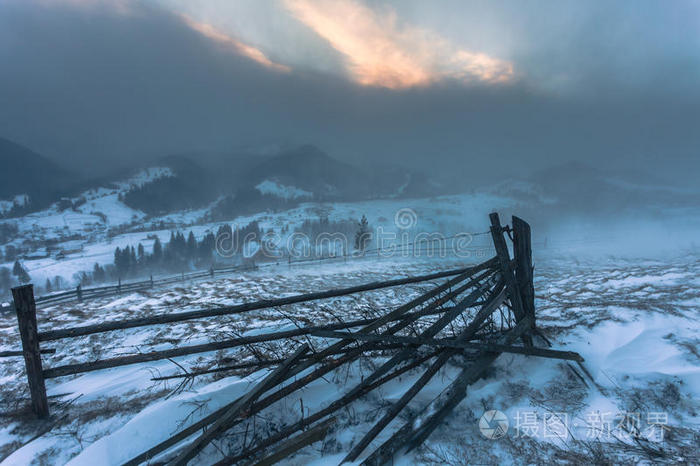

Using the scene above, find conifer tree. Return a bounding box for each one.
[354,215,371,252]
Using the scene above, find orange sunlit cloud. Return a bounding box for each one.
[181,15,291,73]
[284,0,513,89]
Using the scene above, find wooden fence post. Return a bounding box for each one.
[76,284,82,302]
[512,216,535,326]
[118,278,122,295]
[12,285,49,418]
[489,212,533,346]
[150,275,154,288]
[209,267,214,278]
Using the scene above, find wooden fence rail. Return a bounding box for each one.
[38,259,497,341]
[8,252,498,418]
[2,236,491,313]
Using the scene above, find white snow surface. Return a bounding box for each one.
[0,252,698,465]
[0,195,29,215]
[255,179,313,200]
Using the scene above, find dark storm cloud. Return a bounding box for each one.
[0,0,698,185]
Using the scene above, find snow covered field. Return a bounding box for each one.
[2,188,518,290]
[0,251,698,465]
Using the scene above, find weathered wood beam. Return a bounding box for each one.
[341,282,508,463]
[201,268,497,465]
[312,331,583,362]
[215,349,442,466]
[169,344,309,466]
[0,348,55,358]
[12,285,49,419]
[39,259,497,341]
[240,267,497,397]
[122,269,489,466]
[512,215,535,325]
[296,275,498,432]
[362,316,533,465]
[229,273,498,463]
[489,212,533,346]
[250,417,336,466]
[406,316,535,450]
[43,269,494,379]
[150,343,411,381]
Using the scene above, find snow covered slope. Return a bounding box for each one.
[0,253,698,464]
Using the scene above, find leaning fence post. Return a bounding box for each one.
[512,216,535,327]
[76,284,82,302]
[489,212,533,346]
[12,285,49,418]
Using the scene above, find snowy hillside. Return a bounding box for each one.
[1,188,520,289]
[255,179,313,200]
[10,167,172,235]
[0,195,29,216]
[0,253,698,464]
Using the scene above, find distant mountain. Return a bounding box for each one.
[0,141,446,219]
[120,155,218,215]
[206,145,445,220]
[0,137,78,215]
[244,145,368,199]
[492,161,699,218]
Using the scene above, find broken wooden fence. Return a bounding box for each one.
[7,213,583,465]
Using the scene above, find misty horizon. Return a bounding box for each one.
[1,0,699,187]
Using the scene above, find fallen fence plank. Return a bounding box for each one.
[256,272,499,458]
[362,316,534,465]
[169,344,310,466]
[407,315,535,450]
[237,275,498,465]
[150,341,431,381]
[39,258,497,341]
[0,348,55,358]
[236,266,497,393]
[123,268,494,465]
[42,278,488,379]
[250,417,336,466]
[322,276,499,397]
[342,282,508,463]
[127,349,439,466]
[216,349,442,466]
[311,331,583,362]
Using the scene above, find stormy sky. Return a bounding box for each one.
[0,0,698,184]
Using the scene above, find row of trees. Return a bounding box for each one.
[0,260,32,297]
[1,216,372,299]
[292,216,372,255]
[112,221,264,279]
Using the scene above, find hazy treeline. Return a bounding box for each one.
[0,216,372,301]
